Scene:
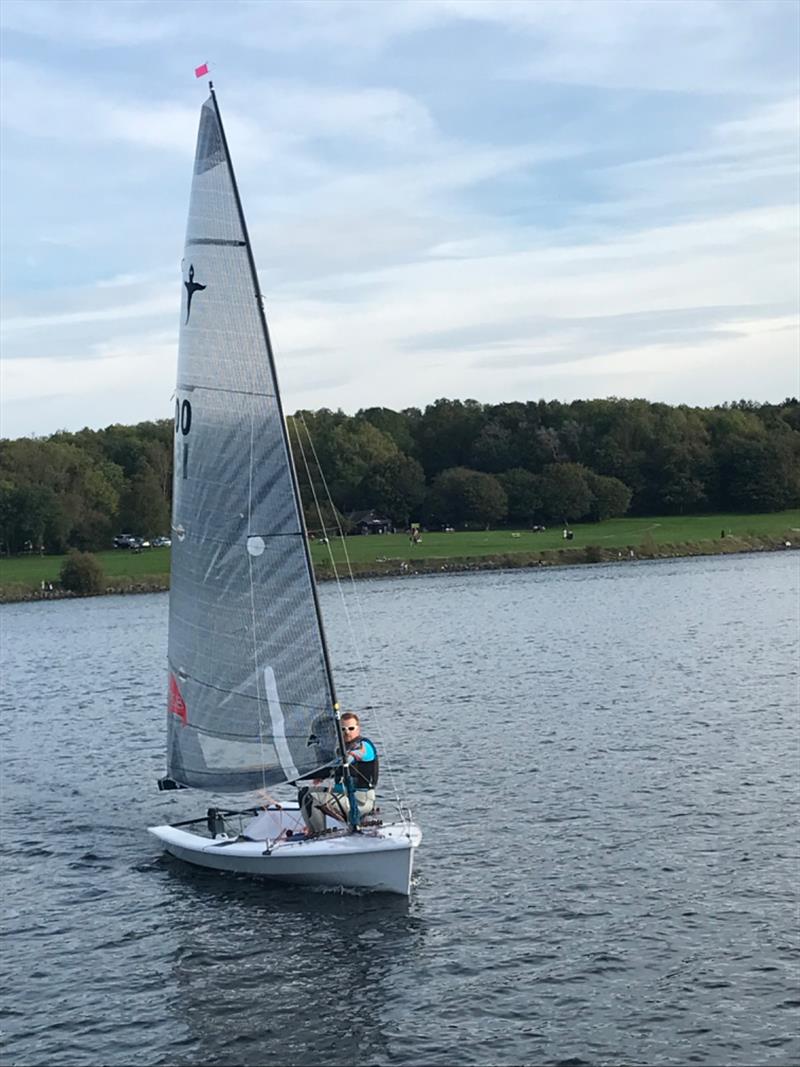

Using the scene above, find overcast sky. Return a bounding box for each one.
[1,0,798,439]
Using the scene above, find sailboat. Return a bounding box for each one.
[148,85,421,895]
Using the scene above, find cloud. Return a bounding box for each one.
[258,194,798,414]
[513,317,800,403]
[592,96,800,227]
[0,0,181,46]
[4,0,797,100]
[454,0,800,95]
[407,304,784,359]
[2,295,175,337]
[0,60,198,153]
[0,331,177,438]
[3,267,175,322]
[0,0,797,439]
[95,271,163,289]
[248,80,438,150]
[0,0,443,65]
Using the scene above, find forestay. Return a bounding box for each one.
[165,95,338,792]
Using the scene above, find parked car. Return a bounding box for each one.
[151,536,172,548]
[113,533,136,548]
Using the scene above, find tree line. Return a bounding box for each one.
[1,397,798,554]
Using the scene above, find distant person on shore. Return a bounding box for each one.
[298,712,379,834]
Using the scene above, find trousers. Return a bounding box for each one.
[300,785,376,833]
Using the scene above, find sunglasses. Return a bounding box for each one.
[343,725,358,732]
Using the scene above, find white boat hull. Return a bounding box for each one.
[148,805,422,896]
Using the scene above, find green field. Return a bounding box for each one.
[1,510,798,596]
[308,511,800,566]
[0,547,172,588]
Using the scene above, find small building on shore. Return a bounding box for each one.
[348,510,394,535]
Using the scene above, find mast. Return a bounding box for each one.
[207,84,351,773]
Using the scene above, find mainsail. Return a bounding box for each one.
[165,91,339,791]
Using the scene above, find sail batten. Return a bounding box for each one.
[187,238,247,246]
[165,93,339,792]
[176,389,280,400]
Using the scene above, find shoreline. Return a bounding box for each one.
[316,532,798,581]
[2,533,795,604]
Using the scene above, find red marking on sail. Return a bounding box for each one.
[168,675,188,724]
[194,63,209,79]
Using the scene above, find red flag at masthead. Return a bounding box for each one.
[194,63,209,78]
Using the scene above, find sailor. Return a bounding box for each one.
[299,711,379,834]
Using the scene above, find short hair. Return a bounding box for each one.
[341,711,360,724]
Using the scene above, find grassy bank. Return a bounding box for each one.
[1,510,798,602]
[0,548,171,602]
[308,511,800,567]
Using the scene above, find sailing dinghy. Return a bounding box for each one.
[148,85,421,896]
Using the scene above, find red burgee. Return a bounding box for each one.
[194,63,209,78]
[168,674,188,724]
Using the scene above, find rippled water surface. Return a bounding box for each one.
[2,552,799,1066]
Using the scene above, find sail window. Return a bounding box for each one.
[247,535,266,557]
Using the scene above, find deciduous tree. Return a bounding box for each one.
[538,463,593,523]
[498,468,543,525]
[586,472,632,521]
[426,467,508,528]
[360,454,425,526]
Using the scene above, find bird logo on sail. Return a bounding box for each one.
[168,674,188,724]
[183,264,206,323]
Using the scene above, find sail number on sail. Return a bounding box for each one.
[175,398,192,479]
[175,398,192,435]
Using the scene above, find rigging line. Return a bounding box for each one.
[296,413,406,812]
[289,420,408,828]
[289,416,348,607]
[288,418,369,807]
[296,414,408,823]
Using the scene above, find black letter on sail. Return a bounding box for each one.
[184,264,206,323]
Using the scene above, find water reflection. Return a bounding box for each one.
[156,859,425,1066]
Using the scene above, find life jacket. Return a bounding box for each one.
[338,735,379,790]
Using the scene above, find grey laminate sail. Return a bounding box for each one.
[165,93,338,791]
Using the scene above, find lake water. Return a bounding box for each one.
[1,552,798,1066]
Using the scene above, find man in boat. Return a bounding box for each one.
[298,711,378,834]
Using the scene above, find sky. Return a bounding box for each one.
[1,0,799,440]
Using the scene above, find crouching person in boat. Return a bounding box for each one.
[299,711,378,834]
